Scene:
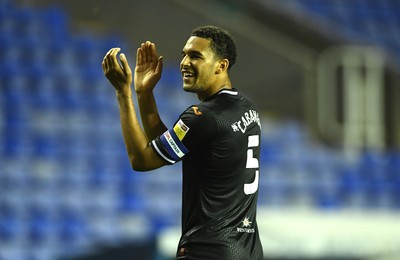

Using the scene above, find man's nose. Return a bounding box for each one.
[180,55,190,67]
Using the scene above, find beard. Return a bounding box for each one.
[182,77,200,93]
[183,83,196,93]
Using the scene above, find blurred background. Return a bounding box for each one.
[1,0,400,259]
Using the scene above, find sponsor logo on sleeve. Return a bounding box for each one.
[173,119,190,141]
[192,106,202,115]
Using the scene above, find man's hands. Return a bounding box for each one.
[102,48,132,95]
[102,42,166,141]
[102,41,163,95]
[134,41,163,93]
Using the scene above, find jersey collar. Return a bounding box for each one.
[203,88,238,102]
[218,88,238,96]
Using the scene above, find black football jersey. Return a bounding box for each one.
[151,89,263,260]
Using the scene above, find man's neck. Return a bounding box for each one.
[197,84,232,101]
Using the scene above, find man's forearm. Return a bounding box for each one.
[116,90,150,168]
[137,91,167,141]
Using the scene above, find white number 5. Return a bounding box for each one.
[244,135,260,195]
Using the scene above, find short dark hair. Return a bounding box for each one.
[191,25,237,70]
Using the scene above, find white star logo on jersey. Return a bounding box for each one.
[241,217,252,228]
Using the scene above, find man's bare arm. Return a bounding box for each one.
[134,41,168,140]
[102,47,166,171]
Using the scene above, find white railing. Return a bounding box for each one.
[317,45,387,151]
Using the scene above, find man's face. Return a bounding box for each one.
[180,36,219,94]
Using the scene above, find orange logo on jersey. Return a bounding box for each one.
[192,106,202,115]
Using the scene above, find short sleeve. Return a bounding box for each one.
[150,105,217,164]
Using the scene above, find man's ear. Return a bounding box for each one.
[216,59,229,74]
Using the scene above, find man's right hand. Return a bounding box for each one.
[134,41,163,94]
[102,47,133,95]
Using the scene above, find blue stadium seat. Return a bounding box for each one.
[0,202,19,242]
[56,207,87,244]
[26,205,53,244]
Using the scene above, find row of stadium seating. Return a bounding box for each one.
[279,0,400,61]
